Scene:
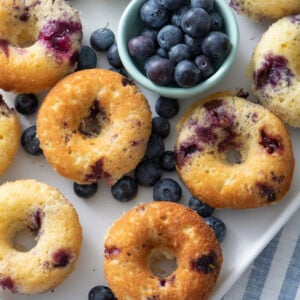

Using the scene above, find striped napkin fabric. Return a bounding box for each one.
[223,207,300,300]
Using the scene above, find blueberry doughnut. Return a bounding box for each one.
[230,0,300,21]
[37,69,152,184]
[0,0,82,93]
[104,201,222,300]
[0,95,20,175]
[175,91,295,209]
[0,180,82,294]
[248,15,300,127]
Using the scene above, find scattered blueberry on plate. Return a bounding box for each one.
[144,134,165,160]
[88,285,116,300]
[14,93,39,115]
[153,178,182,202]
[151,116,170,139]
[73,182,98,199]
[155,96,180,119]
[204,216,227,242]
[111,176,138,202]
[90,27,115,51]
[21,125,43,156]
[107,43,123,68]
[135,159,163,187]
[159,151,176,172]
[188,196,214,217]
[77,45,97,70]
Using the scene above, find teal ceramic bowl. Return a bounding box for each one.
[117,0,239,99]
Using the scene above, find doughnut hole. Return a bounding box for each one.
[224,148,242,164]
[148,248,177,279]
[13,229,37,252]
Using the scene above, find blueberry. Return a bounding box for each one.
[181,8,211,38]
[145,56,174,85]
[157,25,183,50]
[194,55,215,80]
[21,125,43,156]
[128,35,156,59]
[153,178,182,202]
[184,34,203,56]
[174,60,200,87]
[201,31,231,61]
[135,159,163,186]
[171,5,190,28]
[156,47,168,58]
[204,216,226,242]
[77,46,97,70]
[140,0,170,29]
[144,134,165,160]
[88,285,116,300]
[111,176,138,202]
[151,116,170,139]
[188,196,214,217]
[155,96,179,119]
[169,43,191,65]
[210,11,224,31]
[14,93,38,115]
[107,43,123,68]
[191,0,215,12]
[141,28,159,45]
[158,0,187,10]
[90,28,115,51]
[159,151,176,171]
[73,182,98,199]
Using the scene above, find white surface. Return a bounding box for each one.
[0,1,299,300]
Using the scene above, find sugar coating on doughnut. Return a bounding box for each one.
[0,95,20,176]
[104,201,222,300]
[37,69,152,184]
[248,16,300,127]
[0,0,82,93]
[229,0,300,21]
[0,179,82,294]
[175,91,295,209]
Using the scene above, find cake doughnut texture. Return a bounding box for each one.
[104,201,222,300]
[0,180,82,294]
[248,15,300,127]
[175,92,295,209]
[0,0,82,93]
[230,0,300,21]
[37,68,152,184]
[0,95,20,175]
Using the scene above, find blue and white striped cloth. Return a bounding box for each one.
[224,207,300,300]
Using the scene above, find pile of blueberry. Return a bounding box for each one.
[127,0,231,87]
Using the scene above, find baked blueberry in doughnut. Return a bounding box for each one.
[0,0,82,93]
[248,15,300,127]
[175,91,294,209]
[37,69,152,184]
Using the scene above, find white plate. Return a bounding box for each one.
[1,1,300,300]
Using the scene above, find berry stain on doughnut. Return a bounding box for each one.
[0,39,9,56]
[191,251,219,274]
[28,209,43,236]
[85,158,111,183]
[260,129,282,154]
[38,20,82,60]
[256,182,276,202]
[0,276,17,294]
[253,53,294,90]
[52,249,71,268]
[104,246,121,259]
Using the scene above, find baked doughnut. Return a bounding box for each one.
[0,0,82,93]
[248,16,300,127]
[0,179,82,294]
[175,91,295,209]
[37,68,152,184]
[229,0,300,21]
[104,201,222,300]
[0,95,20,175]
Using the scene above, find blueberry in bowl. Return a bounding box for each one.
[117,0,239,99]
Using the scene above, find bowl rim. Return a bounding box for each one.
[117,0,240,99]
